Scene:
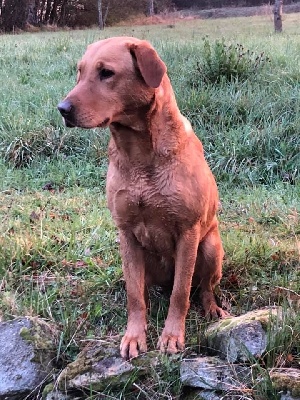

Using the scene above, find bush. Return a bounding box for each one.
[191,38,270,85]
[1,128,109,168]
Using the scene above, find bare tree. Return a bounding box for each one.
[49,0,59,24]
[0,0,163,31]
[97,0,104,29]
[58,0,68,26]
[0,0,27,31]
[148,0,154,16]
[274,0,283,32]
[27,0,39,25]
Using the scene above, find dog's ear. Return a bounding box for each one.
[130,42,167,88]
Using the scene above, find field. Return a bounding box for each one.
[0,12,299,399]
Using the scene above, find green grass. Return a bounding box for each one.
[0,14,299,399]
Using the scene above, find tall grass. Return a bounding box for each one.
[0,14,299,398]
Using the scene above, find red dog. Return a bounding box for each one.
[58,37,227,359]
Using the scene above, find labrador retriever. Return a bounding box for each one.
[58,36,228,359]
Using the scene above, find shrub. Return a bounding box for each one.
[192,37,270,85]
[1,128,109,168]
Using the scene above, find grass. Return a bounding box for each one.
[0,13,299,399]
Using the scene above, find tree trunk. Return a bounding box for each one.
[49,0,59,24]
[274,0,283,32]
[0,0,27,31]
[97,0,104,30]
[26,0,38,25]
[148,0,154,16]
[44,0,52,24]
[103,1,110,26]
[58,0,68,26]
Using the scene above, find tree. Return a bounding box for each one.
[97,0,104,29]
[0,0,171,32]
[274,0,283,32]
[27,0,39,25]
[0,0,27,31]
[148,0,154,16]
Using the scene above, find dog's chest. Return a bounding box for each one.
[114,188,178,254]
[107,165,202,254]
[111,173,178,225]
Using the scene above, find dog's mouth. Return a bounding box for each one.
[62,117,110,129]
[97,117,110,128]
[63,118,76,128]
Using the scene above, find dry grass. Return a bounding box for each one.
[117,3,300,27]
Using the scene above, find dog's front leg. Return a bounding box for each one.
[158,226,200,354]
[119,231,147,359]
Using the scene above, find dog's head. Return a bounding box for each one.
[58,37,167,129]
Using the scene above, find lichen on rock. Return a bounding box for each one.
[205,307,283,362]
[57,339,151,392]
[270,368,300,397]
[0,317,59,399]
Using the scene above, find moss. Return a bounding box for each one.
[131,350,160,369]
[19,317,58,350]
[58,341,119,389]
[19,326,32,341]
[42,382,55,399]
[58,344,164,392]
[18,317,59,367]
[206,307,283,337]
[270,368,300,397]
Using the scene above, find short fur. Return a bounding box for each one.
[58,37,228,359]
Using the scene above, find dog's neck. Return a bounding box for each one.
[109,76,188,162]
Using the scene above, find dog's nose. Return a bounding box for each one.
[57,99,73,117]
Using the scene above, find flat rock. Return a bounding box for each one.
[205,307,282,362]
[280,393,300,400]
[180,356,251,391]
[270,368,300,398]
[182,390,223,399]
[44,390,73,400]
[58,339,159,392]
[0,317,59,399]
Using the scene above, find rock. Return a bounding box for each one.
[193,392,222,400]
[42,383,79,400]
[58,339,159,392]
[182,389,223,399]
[270,368,300,398]
[182,390,252,399]
[280,392,300,400]
[180,356,251,391]
[0,317,59,399]
[44,389,72,400]
[45,393,71,400]
[205,307,282,362]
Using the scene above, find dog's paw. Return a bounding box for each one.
[201,290,230,320]
[157,329,185,354]
[205,304,230,320]
[120,330,147,360]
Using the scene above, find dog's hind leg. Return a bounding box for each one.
[194,221,229,319]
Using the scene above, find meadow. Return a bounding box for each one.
[0,12,299,399]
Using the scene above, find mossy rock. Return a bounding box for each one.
[58,339,159,392]
[0,317,59,399]
[19,316,59,365]
[206,307,283,336]
[205,307,283,362]
[270,368,300,397]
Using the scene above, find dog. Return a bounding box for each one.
[58,36,228,359]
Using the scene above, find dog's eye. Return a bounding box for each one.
[100,68,115,81]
